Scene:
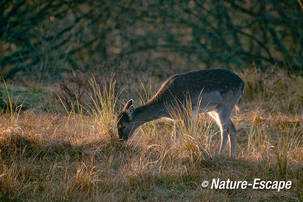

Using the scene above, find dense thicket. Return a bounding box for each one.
[1,0,303,80]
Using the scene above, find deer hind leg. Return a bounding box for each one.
[227,118,237,158]
[208,109,232,156]
[208,111,227,155]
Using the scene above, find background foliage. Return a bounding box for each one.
[1,0,303,81]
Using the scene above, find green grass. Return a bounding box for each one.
[0,68,303,201]
[0,83,52,113]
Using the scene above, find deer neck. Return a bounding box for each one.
[132,101,164,125]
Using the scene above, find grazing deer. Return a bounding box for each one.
[116,69,244,157]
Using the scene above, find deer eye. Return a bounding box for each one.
[118,124,125,129]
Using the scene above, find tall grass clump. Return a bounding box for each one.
[88,76,118,139]
[137,80,154,104]
[167,97,213,162]
[274,131,303,178]
[0,81,23,122]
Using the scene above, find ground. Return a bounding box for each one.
[0,68,302,201]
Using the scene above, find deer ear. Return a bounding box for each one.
[127,104,135,120]
[122,99,134,111]
[122,99,135,120]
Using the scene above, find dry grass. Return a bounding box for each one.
[0,68,303,201]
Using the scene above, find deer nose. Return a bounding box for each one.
[118,131,128,141]
[119,136,128,141]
